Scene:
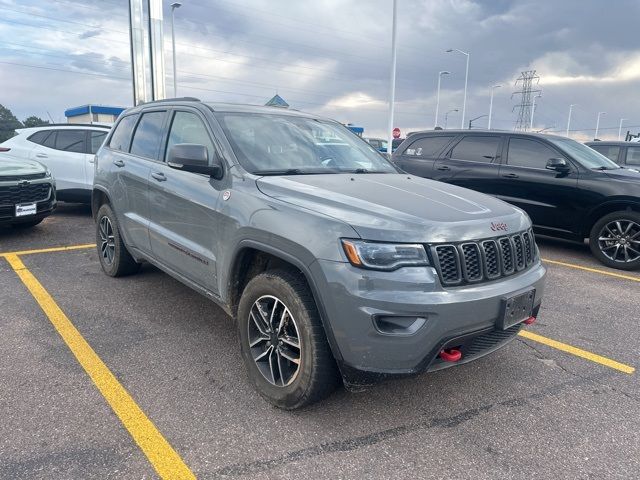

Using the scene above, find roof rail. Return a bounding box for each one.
[17,123,111,129]
[139,97,201,105]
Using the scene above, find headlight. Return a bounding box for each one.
[44,169,52,178]
[341,239,429,271]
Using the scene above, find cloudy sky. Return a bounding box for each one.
[1,0,639,140]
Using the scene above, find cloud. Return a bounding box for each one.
[78,29,101,40]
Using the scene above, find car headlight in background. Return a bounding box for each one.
[44,169,52,178]
[341,239,429,271]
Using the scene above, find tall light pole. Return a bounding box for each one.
[444,109,458,129]
[487,84,501,129]
[386,0,398,155]
[566,103,577,137]
[595,111,606,140]
[434,71,450,128]
[446,48,469,129]
[530,93,542,131]
[170,2,182,98]
[618,118,627,141]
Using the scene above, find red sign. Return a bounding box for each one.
[392,127,401,139]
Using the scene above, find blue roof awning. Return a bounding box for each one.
[64,105,126,118]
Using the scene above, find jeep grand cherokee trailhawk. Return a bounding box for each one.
[92,98,546,409]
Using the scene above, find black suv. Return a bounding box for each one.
[392,130,640,270]
[585,141,640,168]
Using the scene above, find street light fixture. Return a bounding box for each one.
[566,104,577,137]
[170,2,182,98]
[444,108,458,129]
[595,111,606,140]
[618,118,627,141]
[387,0,398,155]
[488,84,501,129]
[446,48,469,129]
[434,71,450,128]
[530,93,542,131]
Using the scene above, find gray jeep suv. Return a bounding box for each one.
[92,98,546,409]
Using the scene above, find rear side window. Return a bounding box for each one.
[27,130,51,145]
[507,138,559,169]
[109,114,138,152]
[450,136,500,163]
[590,145,620,163]
[165,111,215,162]
[405,136,454,157]
[626,146,640,165]
[90,130,108,154]
[130,111,166,160]
[55,130,85,153]
[43,131,57,149]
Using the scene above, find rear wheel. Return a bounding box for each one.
[96,203,140,277]
[589,211,640,270]
[237,269,340,409]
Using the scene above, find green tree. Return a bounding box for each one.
[22,115,50,128]
[0,104,22,143]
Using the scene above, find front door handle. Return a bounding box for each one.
[36,153,48,158]
[502,173,519,178]
[437,165,451,171]
[151,172,167,182]
[113,159,125,168]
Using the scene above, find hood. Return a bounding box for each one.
[0,158,47,178]
[602,167,640,181]
[256,173,530,242]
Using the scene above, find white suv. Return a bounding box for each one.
[0,124,110,203]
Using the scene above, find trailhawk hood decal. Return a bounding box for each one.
[256,174,529,242]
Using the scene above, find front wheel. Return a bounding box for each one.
[237,270,340,409]
[589,211,640,270]
[95,204,140,277]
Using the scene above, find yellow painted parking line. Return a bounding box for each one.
[519,329,635,374]
[542,257,640,283]
[4,254,195,480]
[0,243,95,257]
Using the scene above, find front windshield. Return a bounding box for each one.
[215,113,397,175]
[547,137,621,170]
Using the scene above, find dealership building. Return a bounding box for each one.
[64,105,126,124]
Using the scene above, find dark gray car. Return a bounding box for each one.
[92,99,546,409]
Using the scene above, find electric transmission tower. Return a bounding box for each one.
[512,70,541,131]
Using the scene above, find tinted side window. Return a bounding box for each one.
[626,146,640,165]
[450,136,500,163]
[405,136,454,157]
[590,145,620,163]
[130,111,167,160]
[27,130,50,145]
[43,131,57,149]
[90,131,108,154]
[165,111,215,162]
[507,138,559,169]
[55,130,85,153]
[109,114,138,152]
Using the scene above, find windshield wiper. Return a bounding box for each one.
[253,168,308,176]
[592,166,618,171]
[348,168,388,174]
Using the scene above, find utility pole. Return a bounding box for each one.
[488,84,501,129]
[530,93,542,131]
[170,2,182,98]
[434,71,450,128]
[618,118,627,141]
[512,70,541,131]
[566,104,577,137]
[595,111,606,140]
[444,109,458,129]
[386,0,397,155]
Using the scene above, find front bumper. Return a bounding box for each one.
[310,259,546,387]
[0,183,56,225]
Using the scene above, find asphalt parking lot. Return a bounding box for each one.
[1,204,638,479]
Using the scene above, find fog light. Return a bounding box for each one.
[374,316,427,335]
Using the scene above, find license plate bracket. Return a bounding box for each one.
[15,202,37,217]
[499,289,535,330]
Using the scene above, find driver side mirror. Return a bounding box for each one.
[167,144,222,179]
[545,157,570,172]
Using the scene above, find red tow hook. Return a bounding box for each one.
[439,348,462,363]
[524,316,536,325]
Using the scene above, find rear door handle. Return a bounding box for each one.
[36,153,48,158]
[437,165,450,171]
[151,172,167,182]
[113,159,125,168]
[502,173,519,178]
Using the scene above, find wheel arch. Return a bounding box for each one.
[91,186,112,220]
[582,198,640,238]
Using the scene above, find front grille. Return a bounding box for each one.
[432,229,538,287]
[0,183,51,206]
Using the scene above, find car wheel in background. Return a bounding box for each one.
[95,203,140,277]
[589,211,640,270]
[237,269,340,409]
